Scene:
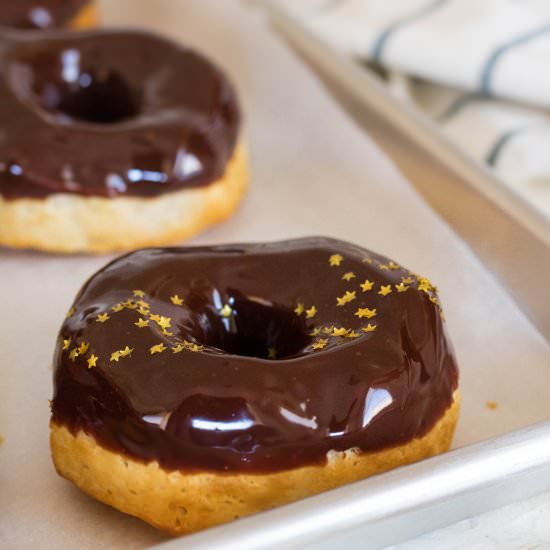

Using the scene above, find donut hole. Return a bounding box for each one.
[37,69,140,124]
[201,291,311,360]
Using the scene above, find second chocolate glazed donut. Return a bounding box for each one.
[0,29,247,252]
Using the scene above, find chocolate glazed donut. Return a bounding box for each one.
[0,29,247,252]
[0,1,96,30]
[50,237,459,534]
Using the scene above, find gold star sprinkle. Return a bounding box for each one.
[135,318,149,328]
[294,303,305,316]
[388,261,400,270]
[69,348,79,361]
[323,326,334,334]
[379,264,390,271]
[96,313,110,323]
[429,295,440,305]
[305,305,317,319]
[78,342,90,355]
[417,277,433,293]
[342,272,356,281]
[267,347,277,359]
[136,300,150,309]
[157,316,172,330]
[220,304,233,318]
[137,306,150,316]
[362,257,373,264]
[66,307,75,319]
[378,285,392,296]
[62,338,71,351]
[110,351,121,363]
[345,331,360,338]
[112,303,124,312]
[395,283,409,293]
[329,254,343,267]
[336,290,356,306]
[188,343,204,353]
[87,354,98,369]
[362,323,377,333]
[122,300,137,310]
[332,327,349,337]
[360,279,374,292]
[309,327,321,336]
[119,346,133,358]
[402,276,415,285]
[172,343,186,354]
[133,290,145,298]
[355,307,376,319]
[311,338,328,350]
[170,295,184,306]
[150,343,167,355]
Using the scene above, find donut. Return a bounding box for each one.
[0,30,246,253]
[50,237,459,535]
[0,1,98,30]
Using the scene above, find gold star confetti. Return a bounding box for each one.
[66,307,75,319]
[87,354,98,369]
[355,307,377,319]
[323,326,334,334]
[332,327,349,337]
[135,318,149,328]
[309,327,321,336]
[137,306,150,316]
[342,272,356,281]
[220,304,233,317]
[78,342,90,355]
[395,283,409,293]
[170,295,184,306]
[188,343,204,352]
[133,290,145,298]
[362,257,373,264]
[110,351,122,362]
[172,343,186,353]
[136,299,150,309]
[360,279,374,292]
[96,313,110,323]
[122,300,137,310]
[429,295,440,305]
[402,276,415,285]
[362,323,377,333]
[119,346,133,358]
[150,343,167,355]
[379,264,390,271]
[329,254,343,267]
[305,305,317,319]
[69,348,79,362]
[155,316,172,330]
[336,290,356,306]
[162,329,174,337]
[294,303,305,316]
[62,338,71,351]
[345,331,360,338]
[417,277,433,293]
[112,303,125,312]
[378,285,392,296]
[388,261,400,270]
[267,347,277,359]
[311,338,328,350]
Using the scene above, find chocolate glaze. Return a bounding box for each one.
[0,30,240,199]
[0,1,90,30]
[51,237,459,473]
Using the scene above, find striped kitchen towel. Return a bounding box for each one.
[275,0,550,219]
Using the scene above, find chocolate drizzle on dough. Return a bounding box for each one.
[0,1,90,30]
[0,29,240,199]
[51,238,459,473]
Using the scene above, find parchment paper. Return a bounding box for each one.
[2,1,550,548]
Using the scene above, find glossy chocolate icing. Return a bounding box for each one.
[51,237,459,473]
[0,1,90,30]
[0,30,239,199]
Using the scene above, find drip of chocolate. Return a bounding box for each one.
[51,237,459,473]
[0,1,90,30]
[0,30,240,199]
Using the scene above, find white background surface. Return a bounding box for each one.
[2,1,550,548]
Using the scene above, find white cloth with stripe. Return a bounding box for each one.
[276,0,550,219]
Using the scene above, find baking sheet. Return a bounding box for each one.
[2,0,550,548]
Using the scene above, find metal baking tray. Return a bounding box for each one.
[154,4,550,549]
